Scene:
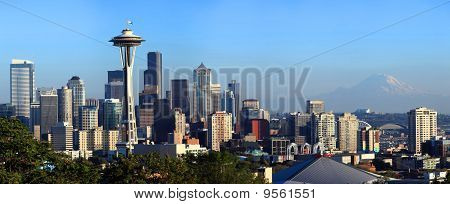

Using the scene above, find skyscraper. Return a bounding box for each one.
[103,99,122,131]
[153,99,171,143]
[312,112,336,151]
[79,106,98,131]
[337,113,359,153]
[67,76,86,129]
[222,89,236,126]
[138,87,157,128]
[211,83,221,114]
[227,80,240,127]
[10,59,35,120]
[40,89,58,139]
[105,70,124,101]
[408,107,437,155]
[51,122,73,151]
[145,51,162,98]
[306,100,325,114]
[57,86,73,126]
[192,63,212,122]
[171,79,190,121]
[208,111,232,151]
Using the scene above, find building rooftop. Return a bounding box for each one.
[273,156,381,184]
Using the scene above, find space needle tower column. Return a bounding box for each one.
[110,28,144,156]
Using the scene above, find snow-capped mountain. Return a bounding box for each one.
[315,74,449,113]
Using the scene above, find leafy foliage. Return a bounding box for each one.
[0,117,265,184]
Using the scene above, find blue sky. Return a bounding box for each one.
[1,0,450,108]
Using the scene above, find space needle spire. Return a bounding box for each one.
[110,26,144,156]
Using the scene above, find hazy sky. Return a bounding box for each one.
[1,0,450,108]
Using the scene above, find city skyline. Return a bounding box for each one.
[1,0,450,114]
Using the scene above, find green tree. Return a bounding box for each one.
[0,117,100,184]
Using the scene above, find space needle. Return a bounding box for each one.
[110,26,144,156]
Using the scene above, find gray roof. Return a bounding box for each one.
[379,123,406,130]
[273,156,380,184]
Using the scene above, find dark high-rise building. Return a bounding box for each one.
[153,99,172,143]
[145,52,162,98]
[171,79,190,121]
[227,80,240,125]
[105,70,124,101]
[107,70,123,83]
[40,90,58,139]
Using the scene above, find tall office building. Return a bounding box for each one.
[312,112,336,151]
[408,107,437,154]
[192,63,212,122]
[10,59,35,119]
[171,79,190,120]
[51,122,73,151]
[337,113,359,153]
[79,106,98,131]
[57,86,73,126]
[293,112,312,143]
[40,89,58,139]
[67,76,86,129]
[211,83,221,114]
[306,100,325,114]
[153,99,171,143]
[222,89,236,126]
[105,70,124,101]
[138,86,158,128]
[207,111,232,151]
[145,52,162,98]
[103,99,122,131]
[227,80,240,125]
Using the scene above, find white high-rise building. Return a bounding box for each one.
[337,113,359,153]
[207,111,232,151]
[312,112,336,151]
[79,106,98,131]
[408,107,437,155]
[57,86,73,126]
[10,59,35,119]
[67,76,86,129]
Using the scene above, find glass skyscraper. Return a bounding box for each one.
[10,59,35,119]
[103,99,122,131]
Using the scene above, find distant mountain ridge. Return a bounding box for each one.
[315,74,450,113]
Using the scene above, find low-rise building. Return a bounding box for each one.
[133,144,207,157]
